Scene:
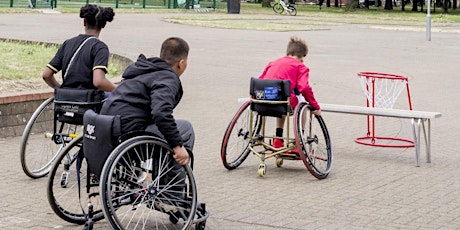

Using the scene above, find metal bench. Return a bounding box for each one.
[320,103,442,167]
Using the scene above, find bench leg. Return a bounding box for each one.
[411,118,422,167]
[425,119,431,163]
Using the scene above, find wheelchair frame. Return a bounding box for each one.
[47,133,208,230]
[47,117,209,229]
[221,78,333,179]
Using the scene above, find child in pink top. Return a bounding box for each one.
[259,36,321,148]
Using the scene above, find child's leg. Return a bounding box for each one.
[276,116,286,137]
[273,116,286,148]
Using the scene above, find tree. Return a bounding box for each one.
[384,0,393,9]
[412,0,418,11]
[443,0,450,12]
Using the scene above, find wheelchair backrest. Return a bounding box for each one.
[54,88,105,125]
[83,109,121,179]
[249,77,290,117]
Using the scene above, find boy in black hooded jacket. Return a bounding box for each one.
[100,37,191,166]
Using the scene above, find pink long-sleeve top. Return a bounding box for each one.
[258,56,320,110]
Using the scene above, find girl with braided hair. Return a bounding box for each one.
[42,4,116,92]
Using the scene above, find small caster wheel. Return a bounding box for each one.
[275,158,283,167]
[258,164,266,177]
[196,220,206,230]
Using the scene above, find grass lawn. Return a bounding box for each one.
[0,40,122,93]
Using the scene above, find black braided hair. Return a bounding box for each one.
[80,4,115,30]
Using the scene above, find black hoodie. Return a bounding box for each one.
[100,54,183,147]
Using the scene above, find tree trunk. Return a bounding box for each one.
[412,0,418,11]
[443,0,449,12]
[384,0,393,9]
[327,0,331,6]
[454,0,457,9]
[334,0,339,7]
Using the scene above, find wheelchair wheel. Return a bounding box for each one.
[273,3,284,13]
[294,102,332,179]
[20,97,56,178]
[20,97,80,179]
[100,136,197,230]
[221,101,262,170]
[47,136,105,224]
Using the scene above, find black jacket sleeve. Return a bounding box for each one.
[149,74,183,148]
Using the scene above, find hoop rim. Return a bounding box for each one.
[358,72,408,81]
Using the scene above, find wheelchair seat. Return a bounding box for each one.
[249,77,291,117]
[54,88,105,125]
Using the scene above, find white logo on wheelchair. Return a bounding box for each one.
[85,124,96,140]
[255,90,265,99]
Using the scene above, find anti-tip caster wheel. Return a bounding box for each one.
[196,220,206,230]
[275,158,283,167]
[258,164,266,177]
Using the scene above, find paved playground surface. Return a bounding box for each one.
[0,12,459,229]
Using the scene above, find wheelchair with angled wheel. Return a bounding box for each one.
[20,88,105,179]
[47,109,209,230]
[221,77,333,179]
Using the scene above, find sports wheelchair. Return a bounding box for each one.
[47,109,208,230]
[20,88,105,179]
[221,78,333,179]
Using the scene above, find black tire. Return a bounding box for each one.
[221,101,261,170]
[47,136,105,224]
[273,2,284,13]
[20,97,56,178]
[100,136,197,230]
[294,102,332,179]
[288,5,297,16]
[20,97,81,179]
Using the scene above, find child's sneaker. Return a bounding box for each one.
[272,138,284,148]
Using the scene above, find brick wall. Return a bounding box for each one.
[0,90,54,138]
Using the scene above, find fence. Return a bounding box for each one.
[0,0,222,9]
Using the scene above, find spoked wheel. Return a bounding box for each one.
[20,97,56,178]
[287,5,297,16]
[294,102,332,179]
[221,101,262,170]
[273,3,284,13]
[20,97,81,179]
[47,136,105,224]
[100,136,197,230]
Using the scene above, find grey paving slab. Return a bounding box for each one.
[1,12,459,229]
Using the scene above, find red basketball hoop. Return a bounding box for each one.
[356,72,414,148]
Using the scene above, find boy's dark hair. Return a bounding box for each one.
[286,36,308,59]
[160,37,190,66]
[80,4,115,30]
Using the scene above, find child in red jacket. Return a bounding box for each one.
[259,36,321,148]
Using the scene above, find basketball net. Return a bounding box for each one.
[356,72,414,148]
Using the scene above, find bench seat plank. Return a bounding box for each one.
[320,103,442,119]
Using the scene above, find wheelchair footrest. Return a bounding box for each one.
[279,152,301,160]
